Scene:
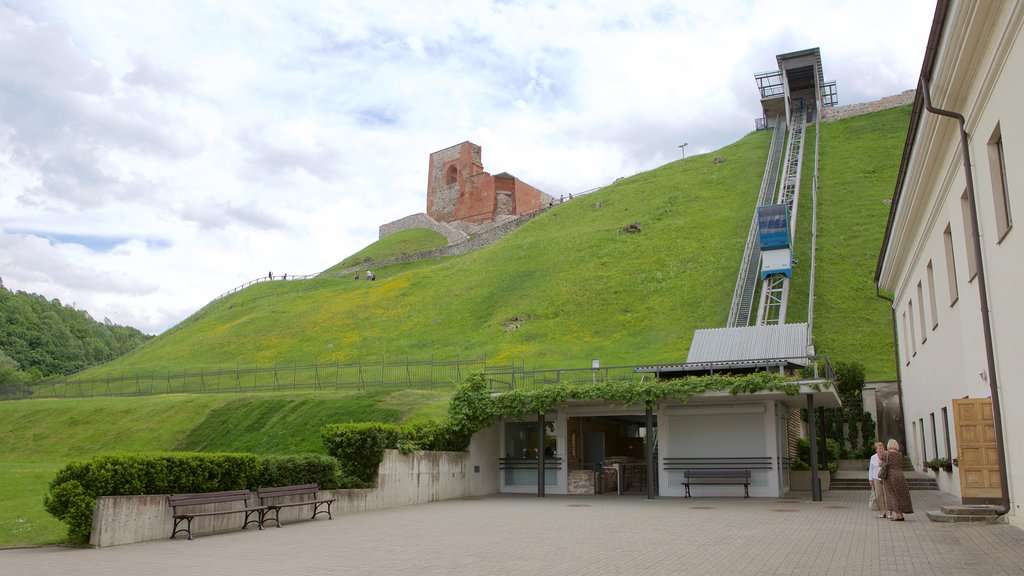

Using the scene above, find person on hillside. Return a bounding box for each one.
[282,273,287,280]
[881,438,914,521]
[868,441,888,518]
[268,271,273,280]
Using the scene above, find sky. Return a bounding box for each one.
[0,0,936,335]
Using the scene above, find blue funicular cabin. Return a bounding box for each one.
[757,204,790,249]
[758,203,792,279]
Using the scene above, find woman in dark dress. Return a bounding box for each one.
[881,439,914,521]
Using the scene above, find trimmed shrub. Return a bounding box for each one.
[321,422,401,487]
[320,420,471,487]
[44,452,344,544]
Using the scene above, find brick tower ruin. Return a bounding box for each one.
[426,141,552,224]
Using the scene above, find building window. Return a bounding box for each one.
[941,407,952,460]
[502,420,557,487]
[917,282,927,343]
[445,165,458,186]
[908,300,917,356]
[929,413,938,461]
[911,420,918,457]
[943,224,959,305]
[960,191,978,281]
[988,124,1013,241]
[902,312,911,365]
[926,261,939,329]
[919,418,928,465]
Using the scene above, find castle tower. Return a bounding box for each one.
[426,142,483,222]
[425,141,552,224]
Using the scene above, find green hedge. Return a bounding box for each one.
[320,421,471,487]
[44,452,345,543]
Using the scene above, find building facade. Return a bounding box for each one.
[876,0,1022,521]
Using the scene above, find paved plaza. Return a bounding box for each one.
[4,489,1024,576]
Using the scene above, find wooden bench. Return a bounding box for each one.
[167,490,266,540]
[682,469,751,498]
[257,484,335,528]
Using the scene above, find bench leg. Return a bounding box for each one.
[171,516,194,540]
[312,502,333,520]
[264,507,282,528]
[243,509,264,530]
[683,483,691,498]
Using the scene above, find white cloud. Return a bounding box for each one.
[0,0,935,334]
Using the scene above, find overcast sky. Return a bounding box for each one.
[0,0,935,335]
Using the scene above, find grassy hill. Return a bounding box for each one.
[0,389,448,547]
[44,105,907,383]
[2,105,911,548]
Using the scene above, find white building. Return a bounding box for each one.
[876,0,1022,523]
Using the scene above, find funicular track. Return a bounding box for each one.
[727,117,786,327]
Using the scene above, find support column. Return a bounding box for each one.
[646,405,655,500]
[537,412,545,497]
[807,394,821,501]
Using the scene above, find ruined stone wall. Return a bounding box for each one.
[822,90,915,122]
[335,206,552,277]
[453,172,497,222]
[378,213,469,244]
[426,145,464,221]
[427,142,483,222]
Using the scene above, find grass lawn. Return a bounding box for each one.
[0,389,450,548]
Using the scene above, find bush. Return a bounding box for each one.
[44,452,344,544]
[320,420,470,486]
[793,437,841,473]
[832,360,866,402]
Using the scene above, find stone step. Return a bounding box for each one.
[829,480,939,490]
[926,504,1004,523]
[941,505,1001,517]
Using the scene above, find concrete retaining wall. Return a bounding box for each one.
[90,445,499,547]
[378,213,468,244]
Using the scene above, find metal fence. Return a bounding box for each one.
[20,357,520,399]
[11,356,831,401]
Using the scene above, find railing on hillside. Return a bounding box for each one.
[23,357,519,399]
[213,272,320,302]
[8,355,834,401]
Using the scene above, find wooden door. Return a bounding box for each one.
[952,398,1001,503]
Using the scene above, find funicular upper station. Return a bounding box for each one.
[489,48,841,500]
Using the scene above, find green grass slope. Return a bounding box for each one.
[805,106,908,381]
[322,228,448,275]
[65,106,907,382]
[0,389,449,547]
[82,130,772,373]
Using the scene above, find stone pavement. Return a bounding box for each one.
[4,489,1024,576]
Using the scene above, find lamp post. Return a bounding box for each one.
[679,142,688,158]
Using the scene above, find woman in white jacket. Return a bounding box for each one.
[868,441,887,518]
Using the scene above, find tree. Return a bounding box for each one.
[832,360,866,402]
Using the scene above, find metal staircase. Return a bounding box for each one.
[727,118,786,327]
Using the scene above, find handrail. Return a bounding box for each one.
[728,117,785,327]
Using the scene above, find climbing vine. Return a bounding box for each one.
[456,370,801,426]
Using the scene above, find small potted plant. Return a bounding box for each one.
[925,457,952,473]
